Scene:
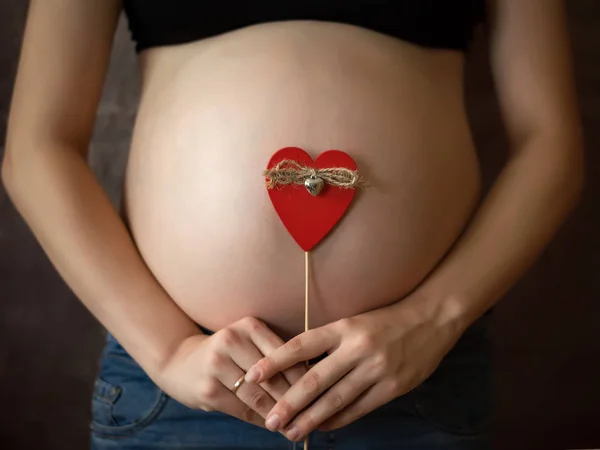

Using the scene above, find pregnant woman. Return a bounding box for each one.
[2,1,583,449]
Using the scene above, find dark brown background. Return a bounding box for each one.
[1,2,598,450]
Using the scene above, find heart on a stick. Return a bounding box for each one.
[265,147,359,251]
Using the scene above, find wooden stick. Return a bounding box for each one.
[304,251,310,450]
[305,251,310,334]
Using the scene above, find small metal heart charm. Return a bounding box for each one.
[305,175,324,196]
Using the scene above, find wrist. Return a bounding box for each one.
[389,289,473,337]
[146,330,208,380]
[420,289,483,332]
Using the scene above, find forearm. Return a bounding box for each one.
[405,133,584,328]
[2,146,200,378]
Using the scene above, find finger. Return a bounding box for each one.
[318,380,398,431]
[217,361,276,420]
[242,318,306,388]
[251,326,307,385]
[281,362,309,386]
[263,351,354,432]
[280,367,374,441]
[211,382,267,429]
[246,328,336,384]
[261,373,294,402]
[228,333,291,401]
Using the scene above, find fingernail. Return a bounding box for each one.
[245,367,261,383]
[286,424,300,441]
[265,413,281,431]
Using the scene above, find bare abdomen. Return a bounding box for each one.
[122,21,481,340]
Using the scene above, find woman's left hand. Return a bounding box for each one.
[244,293,467,442]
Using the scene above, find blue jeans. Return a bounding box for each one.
[90,313,494,449]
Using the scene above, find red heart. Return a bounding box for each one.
[265,147,358,251]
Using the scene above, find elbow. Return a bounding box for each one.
[566,132,586,203]
[554,134,586,210]
[1,145,28,197]
[542,124,585,196]
[1,149,16,194]
[519,128,586,208]
[2,141,88,201]
[569,161,586,209]
[2,146,36,199]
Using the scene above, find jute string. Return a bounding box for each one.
[263,159,366,189]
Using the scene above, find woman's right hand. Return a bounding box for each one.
[154,316,307,428]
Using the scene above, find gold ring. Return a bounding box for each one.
[232,374,246,394]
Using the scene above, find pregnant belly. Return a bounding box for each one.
[122,21,482,340]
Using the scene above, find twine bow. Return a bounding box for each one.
[263,159,365,190]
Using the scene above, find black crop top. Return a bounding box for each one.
[123,1,486,53]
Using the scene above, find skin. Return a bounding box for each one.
[2,0,307,431]
[124,19,479,340]
[246,0,585,441]
[2,0,583,442]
